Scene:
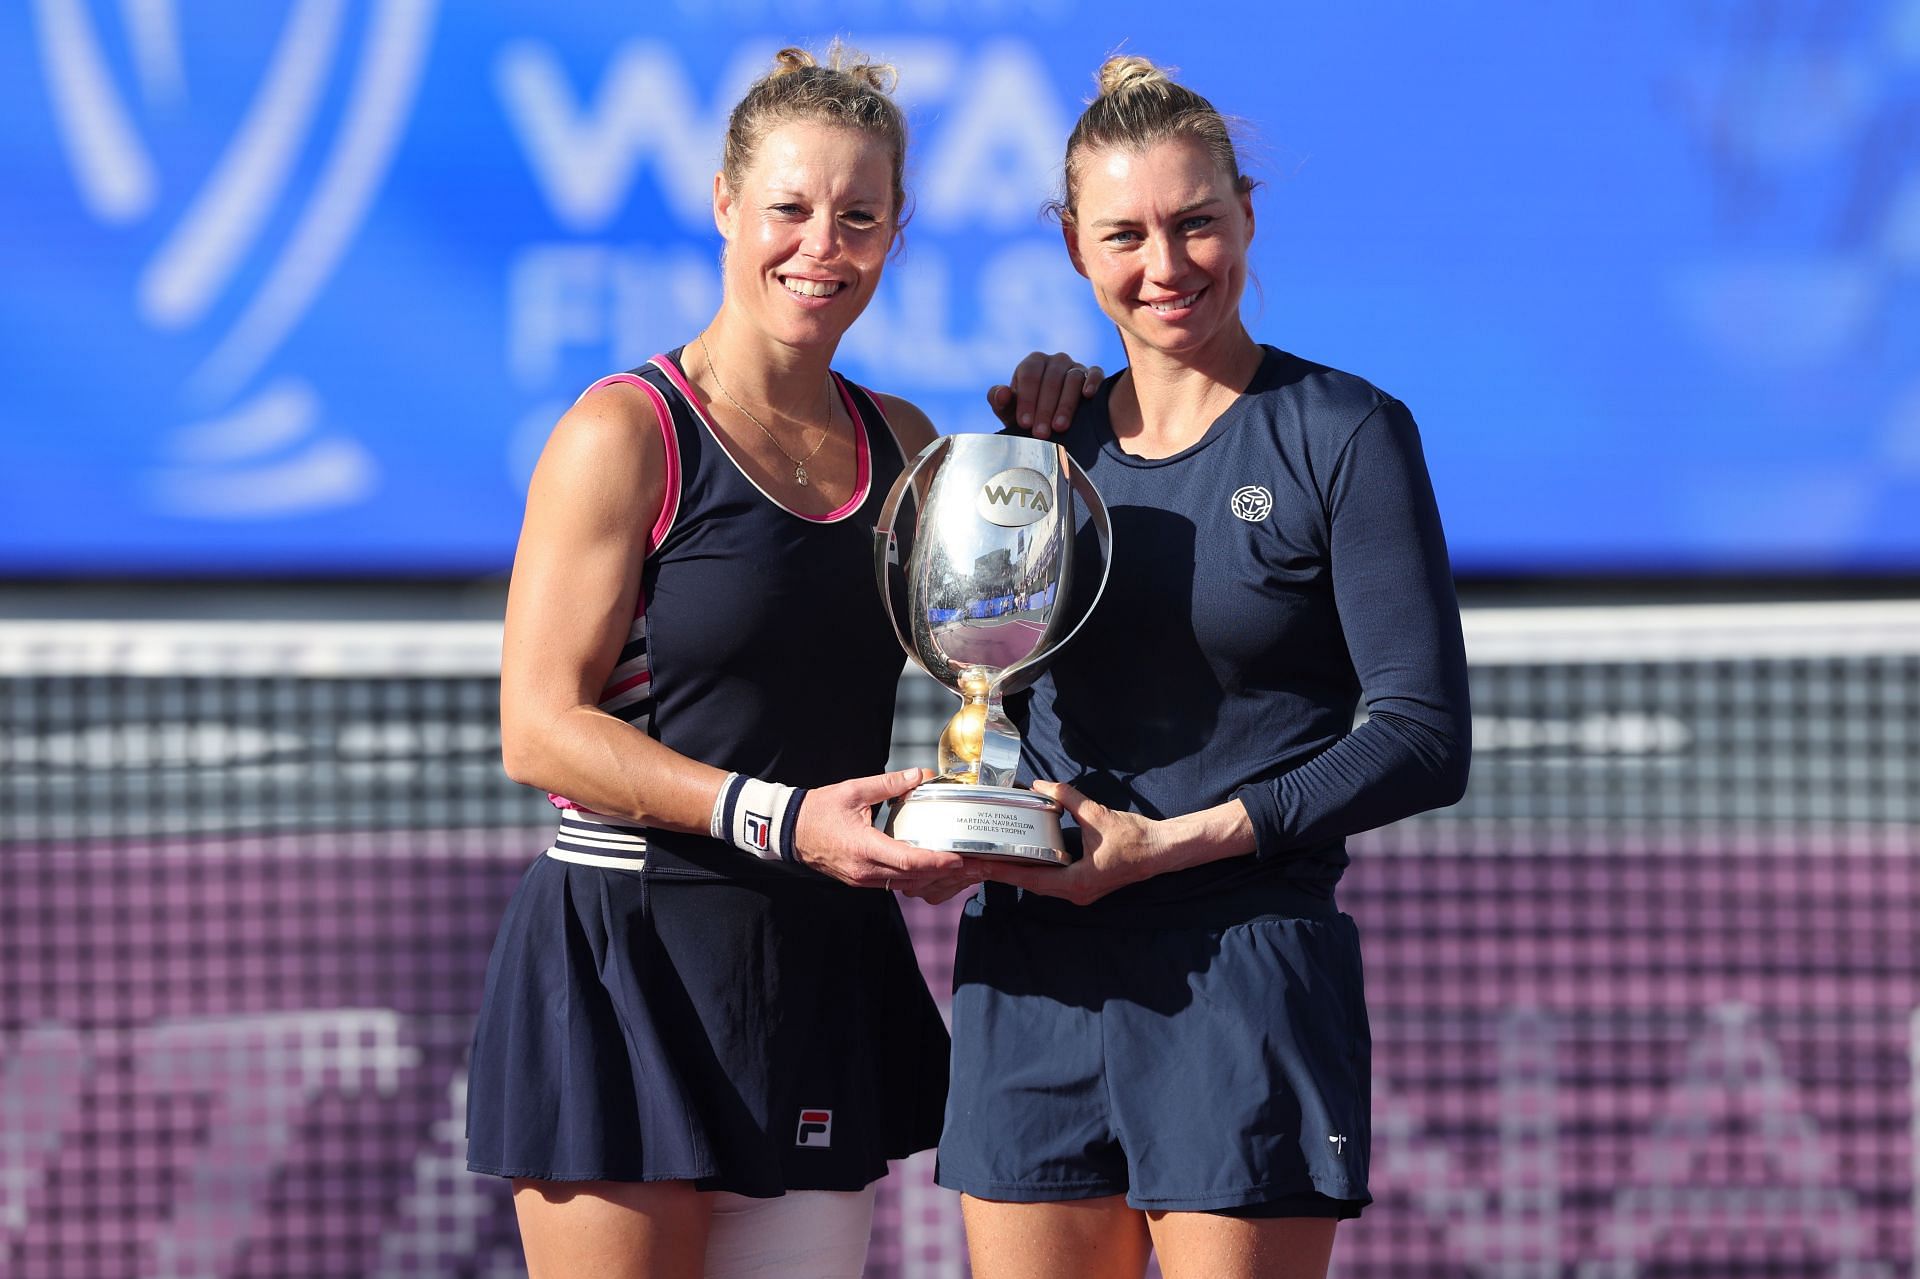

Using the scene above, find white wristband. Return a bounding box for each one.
[711,773,806,862]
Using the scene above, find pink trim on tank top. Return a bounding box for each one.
[825,376,872,519]
[649,353,870,523]
[575,371,681,551]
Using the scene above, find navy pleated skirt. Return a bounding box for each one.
[465,837,950,1196]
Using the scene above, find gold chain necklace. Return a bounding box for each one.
[697,334,834,487]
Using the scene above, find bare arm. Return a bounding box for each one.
[499,381,720,828]
[501,380,965,889]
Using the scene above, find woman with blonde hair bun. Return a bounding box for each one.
[942,55,1472,1278]
[463,42,1093,1278]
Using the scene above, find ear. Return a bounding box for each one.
[1239,182,1255,247]
[1062,220,1089,279]
[712,171,734,239]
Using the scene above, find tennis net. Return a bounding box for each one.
[3,601,1918,1276]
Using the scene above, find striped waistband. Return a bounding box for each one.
[545,809,647,871]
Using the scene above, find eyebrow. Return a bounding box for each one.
[1090,197,1224,230]
[765,187,880,201]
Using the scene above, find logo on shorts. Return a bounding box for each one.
[797,1109,833,1147]
[1229,485,1273,522]
[1329,1133,1349,1156]
[744,811,771,850]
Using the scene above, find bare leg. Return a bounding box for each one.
[961,1194,1153,1279]
[1147,1211,1337,1279]
[512,1178,711,1279]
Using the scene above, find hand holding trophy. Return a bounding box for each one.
[874,435,1111,864]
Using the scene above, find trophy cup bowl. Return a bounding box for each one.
[873,434,1111,864]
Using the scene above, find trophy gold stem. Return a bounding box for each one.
[937,668,991,783]
[936,667,1020,787]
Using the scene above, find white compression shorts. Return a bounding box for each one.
[703,1186,877,1279]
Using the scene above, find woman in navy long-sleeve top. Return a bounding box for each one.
[936,55,1471,1279]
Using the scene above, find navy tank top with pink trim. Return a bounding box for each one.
[566,349,912,873]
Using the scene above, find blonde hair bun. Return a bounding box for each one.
[768,47,816,77]
[767,41,898,95]
[1095,54,1175,98]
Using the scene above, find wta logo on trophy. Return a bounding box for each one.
[977,467,1056,525]
[30,0,439,519]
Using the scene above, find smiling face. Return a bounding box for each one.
[1064,135,1255,365]
[714,120,898,352]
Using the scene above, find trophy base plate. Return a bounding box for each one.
[886,782,1071,866]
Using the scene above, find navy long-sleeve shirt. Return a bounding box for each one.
[1013,347,1471,914]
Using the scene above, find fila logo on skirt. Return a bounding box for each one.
[796,1109,833,1147]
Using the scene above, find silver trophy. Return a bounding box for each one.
[874,434,1111,864]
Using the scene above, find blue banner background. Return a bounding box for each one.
[2,1,1915,574]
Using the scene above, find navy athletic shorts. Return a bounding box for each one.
[938,882,1370,1217]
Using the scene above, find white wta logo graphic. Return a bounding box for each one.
[31,0,438,519]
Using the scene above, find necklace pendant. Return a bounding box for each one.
[795,464,810,486]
